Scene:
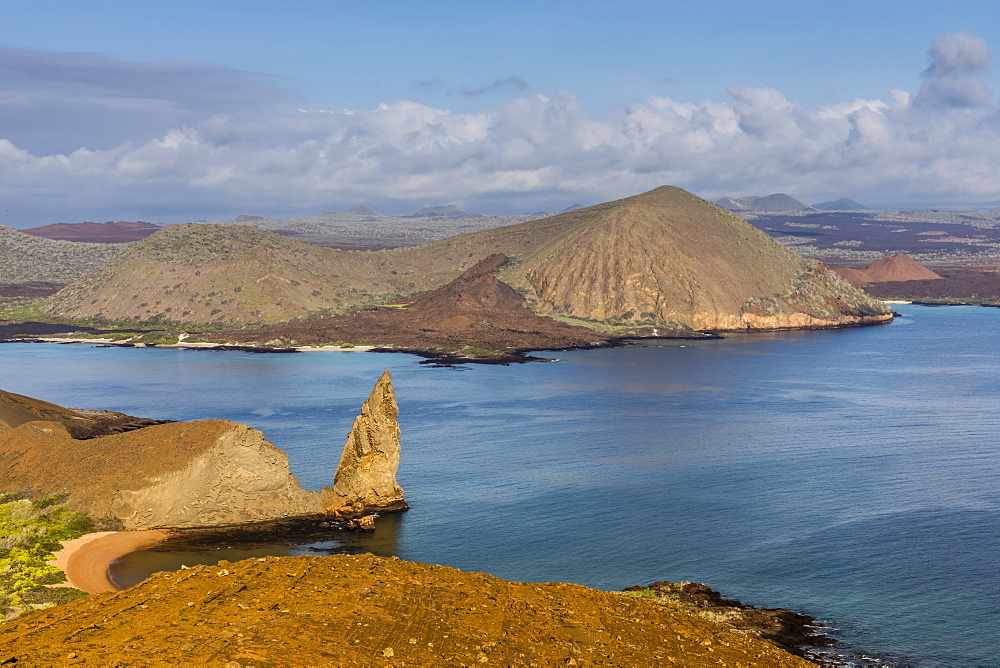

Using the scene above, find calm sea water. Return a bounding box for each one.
[2,304,998,666]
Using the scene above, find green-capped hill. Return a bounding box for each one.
[44,187,892,331]
[0,225,128,285]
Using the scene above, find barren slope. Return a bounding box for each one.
[495,187,890,329]
[0,418,319,527]
[0,554,813,666]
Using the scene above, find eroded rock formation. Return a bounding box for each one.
[323,369,407,515]
[0,418,320,528]
[0,375,407,529]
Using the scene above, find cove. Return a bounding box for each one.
[3,304,998,665]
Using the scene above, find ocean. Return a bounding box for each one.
[2,303,998,666]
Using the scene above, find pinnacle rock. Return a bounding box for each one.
[325,369,406,515]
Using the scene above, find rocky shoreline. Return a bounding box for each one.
[622,580,835,662]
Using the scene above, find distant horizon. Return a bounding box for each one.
[2,2,999,225]
[8,191,1000,230]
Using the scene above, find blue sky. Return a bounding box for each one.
[1,1,999,224]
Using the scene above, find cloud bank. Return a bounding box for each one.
[1,34,998,224]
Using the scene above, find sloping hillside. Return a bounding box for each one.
[716,193,814,212]
[46,186,891,331]
[45,224,457,325]
[401,186,891,330]
[0,225,128,284]
[219,253,616,357]
[0,553,813,666]
[0,389,162,438]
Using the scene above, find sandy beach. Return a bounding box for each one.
[48,530,172,594]
[33,337,375,352]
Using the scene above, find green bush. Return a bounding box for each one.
[0,495,93,619]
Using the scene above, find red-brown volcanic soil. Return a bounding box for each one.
[833,253,942,286]
[220,254,621,361]
[0,282,62,297]
[863,268,1000,301]
[0,554,814,666]
[19,221,161,243]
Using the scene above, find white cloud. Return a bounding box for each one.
[1,35,1000,224]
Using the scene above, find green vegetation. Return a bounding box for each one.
[309,340,355,348]
[0,225,128,285]
[458,346,500,358]
[0,494,97,620]
[131,331,180,345]
[0,297,53,322]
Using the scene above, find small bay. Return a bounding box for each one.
[3,303,998,665]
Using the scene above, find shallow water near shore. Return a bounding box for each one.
[4,304,999,666]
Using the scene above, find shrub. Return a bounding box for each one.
[0,495,94,619]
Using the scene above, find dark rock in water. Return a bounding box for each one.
[622,581,834,659]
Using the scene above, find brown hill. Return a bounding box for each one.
[834,253,943,286]
[20,220,161,243]
[46,186,891,331]
[492,187,889,330]
[0,418,319,528]
[832,267,869,286]
[862,253,943,282]
[0,553,812,666]
[220,253,614,357]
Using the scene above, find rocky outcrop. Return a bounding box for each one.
[323,370,407,515]
[0,418,320,528]
[0,376,407,529]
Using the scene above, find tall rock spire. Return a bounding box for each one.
[324,369,407,516]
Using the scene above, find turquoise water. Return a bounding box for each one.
[3,304,998,665]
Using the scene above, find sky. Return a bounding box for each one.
[1,0,1000,225]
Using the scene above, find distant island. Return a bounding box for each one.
[0,185,893,361]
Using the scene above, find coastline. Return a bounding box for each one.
[31,337,375,353]
[48,530,173,594]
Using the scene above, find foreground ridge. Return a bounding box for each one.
[0,554,813,666]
